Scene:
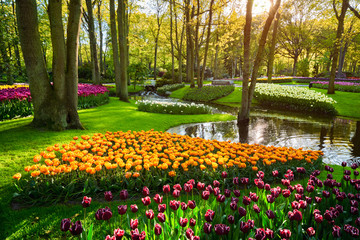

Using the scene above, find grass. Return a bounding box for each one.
[169,86,190,99]
[0,98,235,239]
[311,88,360,120]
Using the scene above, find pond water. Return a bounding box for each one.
[134,93,360,165]
[167,107,360,166]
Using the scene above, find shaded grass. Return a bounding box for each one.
[0,98,235,239]
[311,88,360,120]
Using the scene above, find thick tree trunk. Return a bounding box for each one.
[98,0,103,74]
[200,0,215,85]
[85,0,101,85]
[17,0,55,127]
[238,0,253,123]
[268,12,280,83]
[17,0,83,130]
[110,0,121,97]
[65,0,83,129]
[118,0,129,101]
[329,0,349,94]
[48,0,67,126]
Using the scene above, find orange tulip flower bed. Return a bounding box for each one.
[12,130,322,205]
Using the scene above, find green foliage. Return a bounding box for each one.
[183,86,235,102]
[0,99,32,121]
[78,92,109,109]
[78,62,93,81]
[157,83,185,95]
[254,84,337,115]
[296,58,310,77]
[136,100,212,114]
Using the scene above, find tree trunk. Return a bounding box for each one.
[170,0,175,83]
[65,0,83,129]
[195,0,201,88]
[17,0,83,130]
[185,0,194,87]
[110,0,121,97]
[292,54,298,76]
[328,0,349,94]
[248,0,281,102]
[238,0,253,123]
[267,12,280,83]
[214,34,219,79]
[85,0,101,85]
[118,0,129,101]
[200,0,215,85]
[239,0,281,123]
[17,0,55,127]
[97,0,103,74]
[154,31,160,81]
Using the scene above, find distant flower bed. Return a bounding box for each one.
[136,100,211,115]
[12,130,322,204]
[0,84,29,90]
[254,84,337,115]
[0,84,109,121]
[294,77,360,84]
[257,77,293,83]
[183,86,235,102]
[157,83,185,95]
[311,81,360,93]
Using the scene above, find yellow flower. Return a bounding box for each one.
[12,173,21,180]
[168,171,176,177]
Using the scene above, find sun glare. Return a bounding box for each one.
[252,0,273,15]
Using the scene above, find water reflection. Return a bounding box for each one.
[167,112,360,165]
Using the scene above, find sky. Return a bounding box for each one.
[138,0,274,16]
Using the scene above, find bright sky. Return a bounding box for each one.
[139,0,274,16]
[252,0,273,15]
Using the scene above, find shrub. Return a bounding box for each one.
[157,83,185,95]
[183,86,235,102]
[311,81,360,93]
[136,100,211,114]
[254,84,337,115]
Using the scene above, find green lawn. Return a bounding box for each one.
[310,88,360,119]
[0,98,235,239]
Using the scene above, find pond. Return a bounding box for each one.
[167,107,360,166]
[134,93,360,165]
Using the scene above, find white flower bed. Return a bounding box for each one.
[136,100,212,115]
[254,84,337,115]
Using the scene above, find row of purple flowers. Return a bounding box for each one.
[0,84,108,102]
[311,81,360,86]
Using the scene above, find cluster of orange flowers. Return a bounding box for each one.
[13,130,323,181]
